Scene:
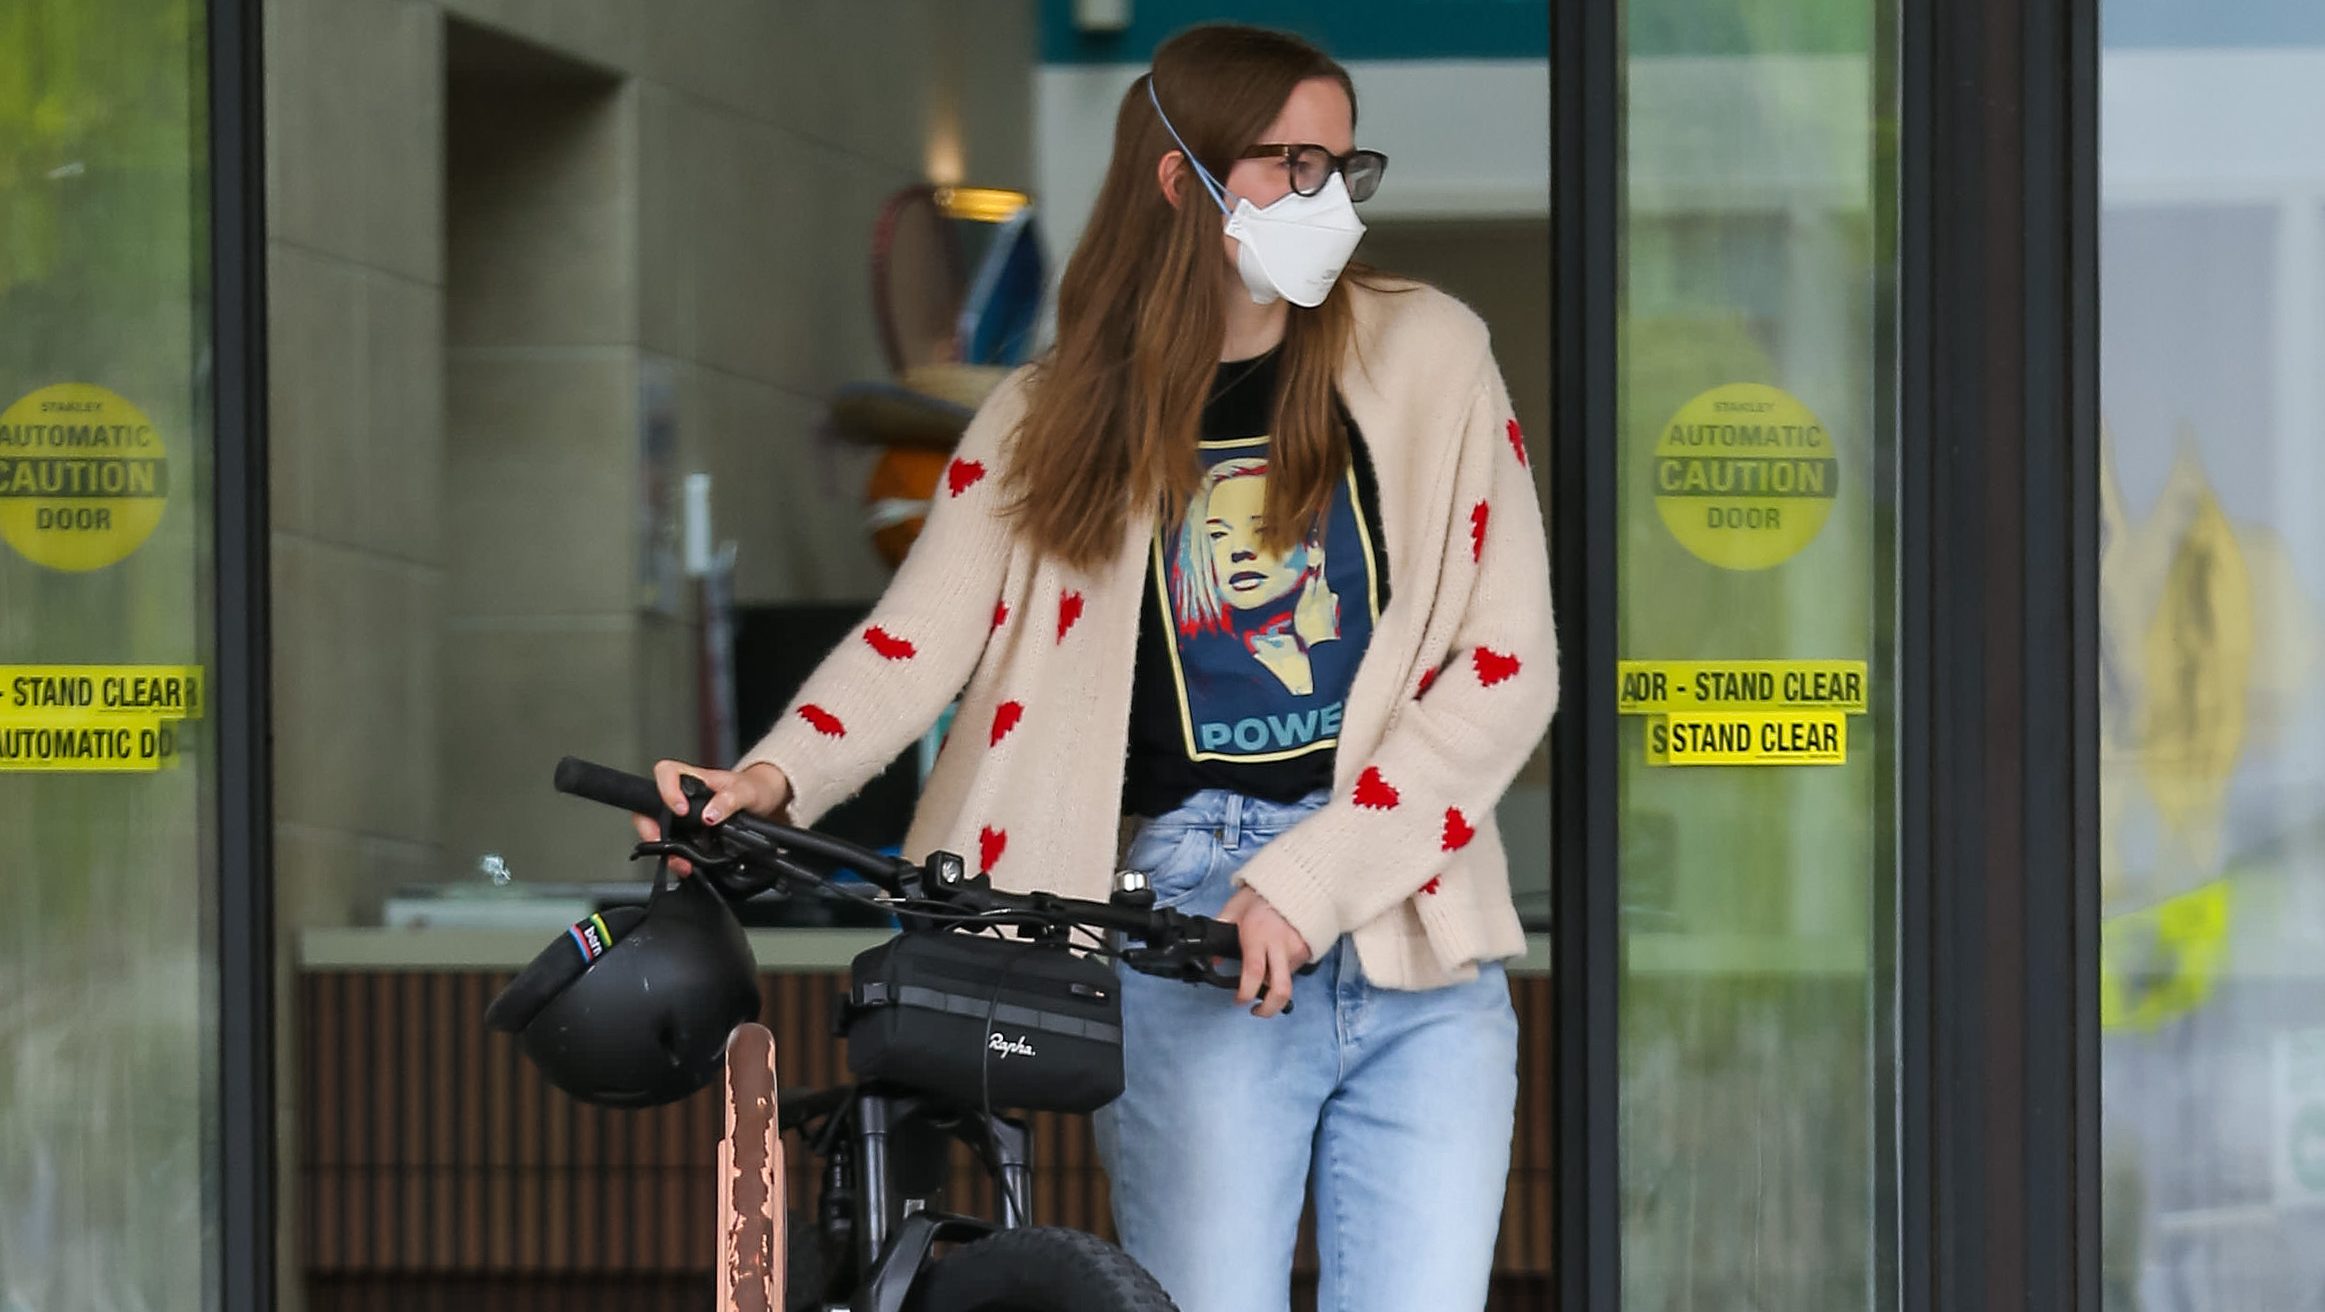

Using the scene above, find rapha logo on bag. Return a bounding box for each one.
[988,1032,1037,1060]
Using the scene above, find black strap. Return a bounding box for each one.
[852,981,1123,1045]
[649,803,677,904]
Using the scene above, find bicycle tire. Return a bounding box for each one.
[785,1209,826,1312]
[904,1226,1178,1312]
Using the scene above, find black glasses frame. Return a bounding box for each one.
[1237,143,1389,201]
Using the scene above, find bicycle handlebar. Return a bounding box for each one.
[552,755,920,888]
[552,756,1247,970]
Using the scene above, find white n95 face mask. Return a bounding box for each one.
[1222,172,1365,308]
[1149,80,1368,308]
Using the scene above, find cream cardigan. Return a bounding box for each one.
[738,282,1559,990]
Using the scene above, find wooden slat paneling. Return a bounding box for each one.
[299,968,1554,1289]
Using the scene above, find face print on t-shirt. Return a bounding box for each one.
[1155,436,1381,761]
[1202,465,1306,612]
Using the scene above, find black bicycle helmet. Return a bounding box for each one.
[486,865,762,1108]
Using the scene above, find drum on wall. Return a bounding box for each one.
[833,185,1047,567]
[869,185,965,376]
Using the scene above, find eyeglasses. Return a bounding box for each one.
[1237,143,1389,204]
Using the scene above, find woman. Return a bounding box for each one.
[641,23,1558,1312]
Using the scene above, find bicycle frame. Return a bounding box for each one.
[852,1086,1034,1252]
[731,1042,1040,1312]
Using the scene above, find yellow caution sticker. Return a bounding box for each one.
[0,665,204,717]
[1652,382,1836,571]
[1619,660,1867,715]
[0,665,204,772]
[0,715,184,771]
[0,383,171,572]
[1646,711,1847,766]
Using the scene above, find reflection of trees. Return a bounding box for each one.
[0,2,212,1309]
[2099,422,2325,1312]
[2100,424,2320,902]
[0,940,207,1311]
[1630,0,1872,59]
[0,0,203,365]
[2141,494,2248,789]
[1619,302,1880,1312]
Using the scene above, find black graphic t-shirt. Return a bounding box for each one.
[1122,348,1390,818]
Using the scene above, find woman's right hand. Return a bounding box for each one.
[630,760,793,875]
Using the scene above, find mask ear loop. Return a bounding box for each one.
[1147,77,1234,216]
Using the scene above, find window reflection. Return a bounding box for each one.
[2099,22,2325,1303]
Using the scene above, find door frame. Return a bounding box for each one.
[1894,0,2101,1304]
[1546,0,1622,1304]
[211,0,277,1305]
[1545,0,2104,1305]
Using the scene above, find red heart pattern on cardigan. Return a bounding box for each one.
[1057,591,1085,642]
[1353,766,1400,810]
[946,458,987,497]
[992,600,1009,630]
[797,704,846,737]
[1473,647,1521,687]
[1506,417,1527,468]
[990,700,1023,746]
[862,626,915,660]
[1441,807,1476,852]
[1420,876,1443,896]
[979,825,1007,872]
[1470,500,1489,562]
[1416,666,1439,699]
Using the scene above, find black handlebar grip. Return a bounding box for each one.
[552,756,668,817]
[1198,916,1244,961]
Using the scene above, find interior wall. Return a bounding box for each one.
[1358,218,1556,904]
[1359,219,1553,454]
[263,3,1038,1303]
[441,31,636,897]
[264,0,1038,919]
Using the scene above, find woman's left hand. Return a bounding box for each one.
[1219,886,1314,1018]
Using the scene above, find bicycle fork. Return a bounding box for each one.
[852,1092,1035,1267]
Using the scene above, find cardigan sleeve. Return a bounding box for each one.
[731,369,1030,826]
[1229,347,1560,956]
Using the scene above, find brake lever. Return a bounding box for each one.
[1118,945,1296,1014]
[631,837,738,871]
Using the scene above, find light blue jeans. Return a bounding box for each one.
[1092,788,1520,1312]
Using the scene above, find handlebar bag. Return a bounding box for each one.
[841,931,1124,1114]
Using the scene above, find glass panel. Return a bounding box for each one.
[2098,6,2325,1305]
[272,10,1560,1303]
[286,16,1562,941]
[0,0,221,1307]
[1618,0,1898,1306]
[277,14,1056,945]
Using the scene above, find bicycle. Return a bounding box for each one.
[549,756,1266,1312]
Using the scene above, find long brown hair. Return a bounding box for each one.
[1002,24,1384,569]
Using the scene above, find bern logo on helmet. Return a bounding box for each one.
[987,1032,1037,1060]
[566,913,614,963]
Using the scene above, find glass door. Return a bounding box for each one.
[1616,1,1900,1305]
[0,0,242,1305]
